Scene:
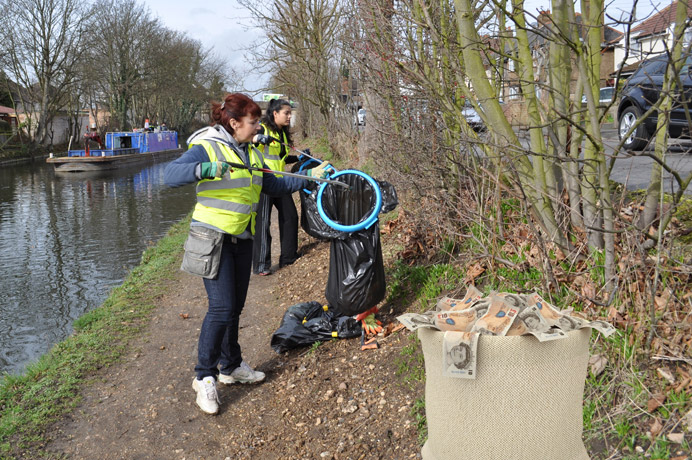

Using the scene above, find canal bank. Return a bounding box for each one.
[0,217,191,457]
[0,154,50,167]
[2,188,690,459]
[4,144,688,459]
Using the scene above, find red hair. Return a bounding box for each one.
[210,93,261,134]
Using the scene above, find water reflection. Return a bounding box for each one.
[0,159,196,375]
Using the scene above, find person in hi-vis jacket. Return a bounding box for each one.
[164,93,329,415]
[252,98,300,276]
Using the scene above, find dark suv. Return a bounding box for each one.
[617,56,692,150]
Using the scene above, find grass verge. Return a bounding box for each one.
[389,262,465,446]
[0,216,190,459]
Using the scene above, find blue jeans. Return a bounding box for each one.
[195,236,253,380]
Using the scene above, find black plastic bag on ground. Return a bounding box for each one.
[325,225,386,317]
[271,301,362,353]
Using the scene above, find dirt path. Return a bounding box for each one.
[45,221,422,460]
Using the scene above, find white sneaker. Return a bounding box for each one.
[192,376,220,415]
[218,361,266,385]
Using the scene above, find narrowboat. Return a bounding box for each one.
[47,130,183,172]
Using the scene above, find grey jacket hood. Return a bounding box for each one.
[186,124,238,147]
[186,124,252,163]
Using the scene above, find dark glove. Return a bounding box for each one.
[253,134,271,145]
[200,161,229,179]
[298,148,312,162]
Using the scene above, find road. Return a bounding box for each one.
[602,127,692,195]
[511,127,692,195]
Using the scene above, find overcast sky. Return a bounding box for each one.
[144,0,267,95]
[143,0,665,96]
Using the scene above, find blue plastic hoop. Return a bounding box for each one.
[316,169,382,232]
[298,158,322,194]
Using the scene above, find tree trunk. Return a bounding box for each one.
[638,0,689,232]
[357,0,394,166]
[573,0,604,250]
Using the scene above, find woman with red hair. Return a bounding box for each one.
[165,93,328,415]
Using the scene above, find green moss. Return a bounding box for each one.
[674,195,692,244]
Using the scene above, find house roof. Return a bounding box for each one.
[0,105,15,115]
[604,26,624,46]
[631,0,692,39]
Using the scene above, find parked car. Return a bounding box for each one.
[617,56,692,150]
[582,86,615,105]
[357,108,366,126]
[462,102,484,131]
[461,99,503,132]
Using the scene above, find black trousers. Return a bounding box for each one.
[252,192,299,273]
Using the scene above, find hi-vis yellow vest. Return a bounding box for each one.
[258,123,288,175]
[191,139,264,235]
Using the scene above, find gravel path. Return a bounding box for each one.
[44,219,422,460]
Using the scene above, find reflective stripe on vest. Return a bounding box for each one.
[259,124,288,174]
[191,139,263,235]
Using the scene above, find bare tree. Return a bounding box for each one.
[242,0,343,137]
[338,0,636,291]
[86,0,160,130]
[0,0,90,147]
[131,31,228,132]
[249,0,691,303]
[353,0,397,165]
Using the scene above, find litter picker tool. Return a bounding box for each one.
[251,138,389,232]
[221,161,350,189]
[265,136,321,162]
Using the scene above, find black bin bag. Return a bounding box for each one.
[291,161,398,318]
[271,301,362,353]
[326,226,386,317]
[300,186,342,240]
[292,158,341,240]
[317,171,397,317]
[295,157,398,241]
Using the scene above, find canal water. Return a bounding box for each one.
[0,159,196,376]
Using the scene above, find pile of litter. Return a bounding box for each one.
[397,286,616,379]
[271,166,399,353]
[270,301,362,353]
